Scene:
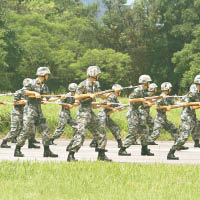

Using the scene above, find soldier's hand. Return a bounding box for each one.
[144,101,152,107]
[165,106,171,111]
[34,92,41,98]
[1,102,7,106]
[41,100,48,105]
[89,94,96,99]
[60,95,66,99]
[67,104,73,109]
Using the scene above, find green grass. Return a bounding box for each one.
[0,97,199,140]
[0,161,199,200]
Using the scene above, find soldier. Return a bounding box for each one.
[148,82,183,146]
[49,83,79,145]
[0,79,39,149]
[167,75,200,160]
[118,75,154,156]
[14,67,58,157]
[66,66,111,162]
[89,84,124,149]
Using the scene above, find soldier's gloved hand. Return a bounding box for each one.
[34,92,41,98]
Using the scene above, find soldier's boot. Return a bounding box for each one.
[118,147,131,156]
[49,138,56,145]
[11,137,17,143]
[32,139,40,144]
[89,139,97,148]
[117,139,123,148]
[148,141,158,145]
[14,146,24,157]
[97,149,112,162]
[0,140,11,148]
[141,145,154,156]
[28,140,40,149]
[177,145,189,151]
[167,149,179,160]
[194,139,200,148]
[43,146,58,158]
[67,151,77,162]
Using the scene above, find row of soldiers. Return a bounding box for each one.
[1,66,200,161]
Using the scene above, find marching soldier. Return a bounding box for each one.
[167,75,200,160]
[14,67,58,157]
[66,66,111,162]
[147,82,182,146]
[118,75,154,156]
[0,79,39,149]
[90,84,125,149]
[49,83,79,145]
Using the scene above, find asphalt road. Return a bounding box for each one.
[0,139,200,164]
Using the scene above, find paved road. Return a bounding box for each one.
[0,139,200,164]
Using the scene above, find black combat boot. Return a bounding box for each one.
[141,145,154,156]
[117,139,123,148]
[49,138,56,145]
[89,139,97,148]
[177,145,189,151]
[28,140,40,149]
[32,138,40,144]
[97,149,112,162]
[148,141,158,145]
[167,149,179,160]
[118,147,131,156]
[11,137,17,143]
[0,140,11,148]
[43,146,58,157]
[194,140,200,148]
[67,151,77,162]
[14,146,24,157]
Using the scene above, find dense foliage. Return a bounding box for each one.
[0,0,200,93]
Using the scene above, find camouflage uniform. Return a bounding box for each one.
[67,79,107,152]
[52,92,77,139]
[3,89,25,142]
[148,95,179,142]
[16,78,50,147]
[171,89,200,151]
[97,93,122,141]
[123,85,149,148]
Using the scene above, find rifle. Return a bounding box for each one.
[0,92,16,97]
[107,104,130,115]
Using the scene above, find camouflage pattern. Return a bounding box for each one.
[52,92,78,139]
[148,94,179,142]
[3,89,25,142]
[17,78,50,146]
[67,79,107,152]
[123,85,149,148]
[172,87,200,150]
[97,93,122,141]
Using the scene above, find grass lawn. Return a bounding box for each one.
[0,161,199,200]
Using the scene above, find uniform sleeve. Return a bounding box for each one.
[94,81,101,93]
[13,90,22,102]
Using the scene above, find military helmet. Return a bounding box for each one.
[68,83,78,92]
[194,75,200,84]
[112,84,123,91]
[87,66,101,77]
[161,82,172,91]
[36,67,51,76]
[23,78,32,87]
[148,83,158,92]
[139,75,152,84]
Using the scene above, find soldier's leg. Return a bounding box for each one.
[148,118,164,142]
[1,115,23,148]
[14,115,36,157]
[167,120,194,160]
[164,120,179,141]
[106,116,122,148]
[192,120,200,147]
[52,112,68,139]
[37,115,58,157]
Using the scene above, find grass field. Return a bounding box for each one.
[0,161,199,200]
[0,96,199,140]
